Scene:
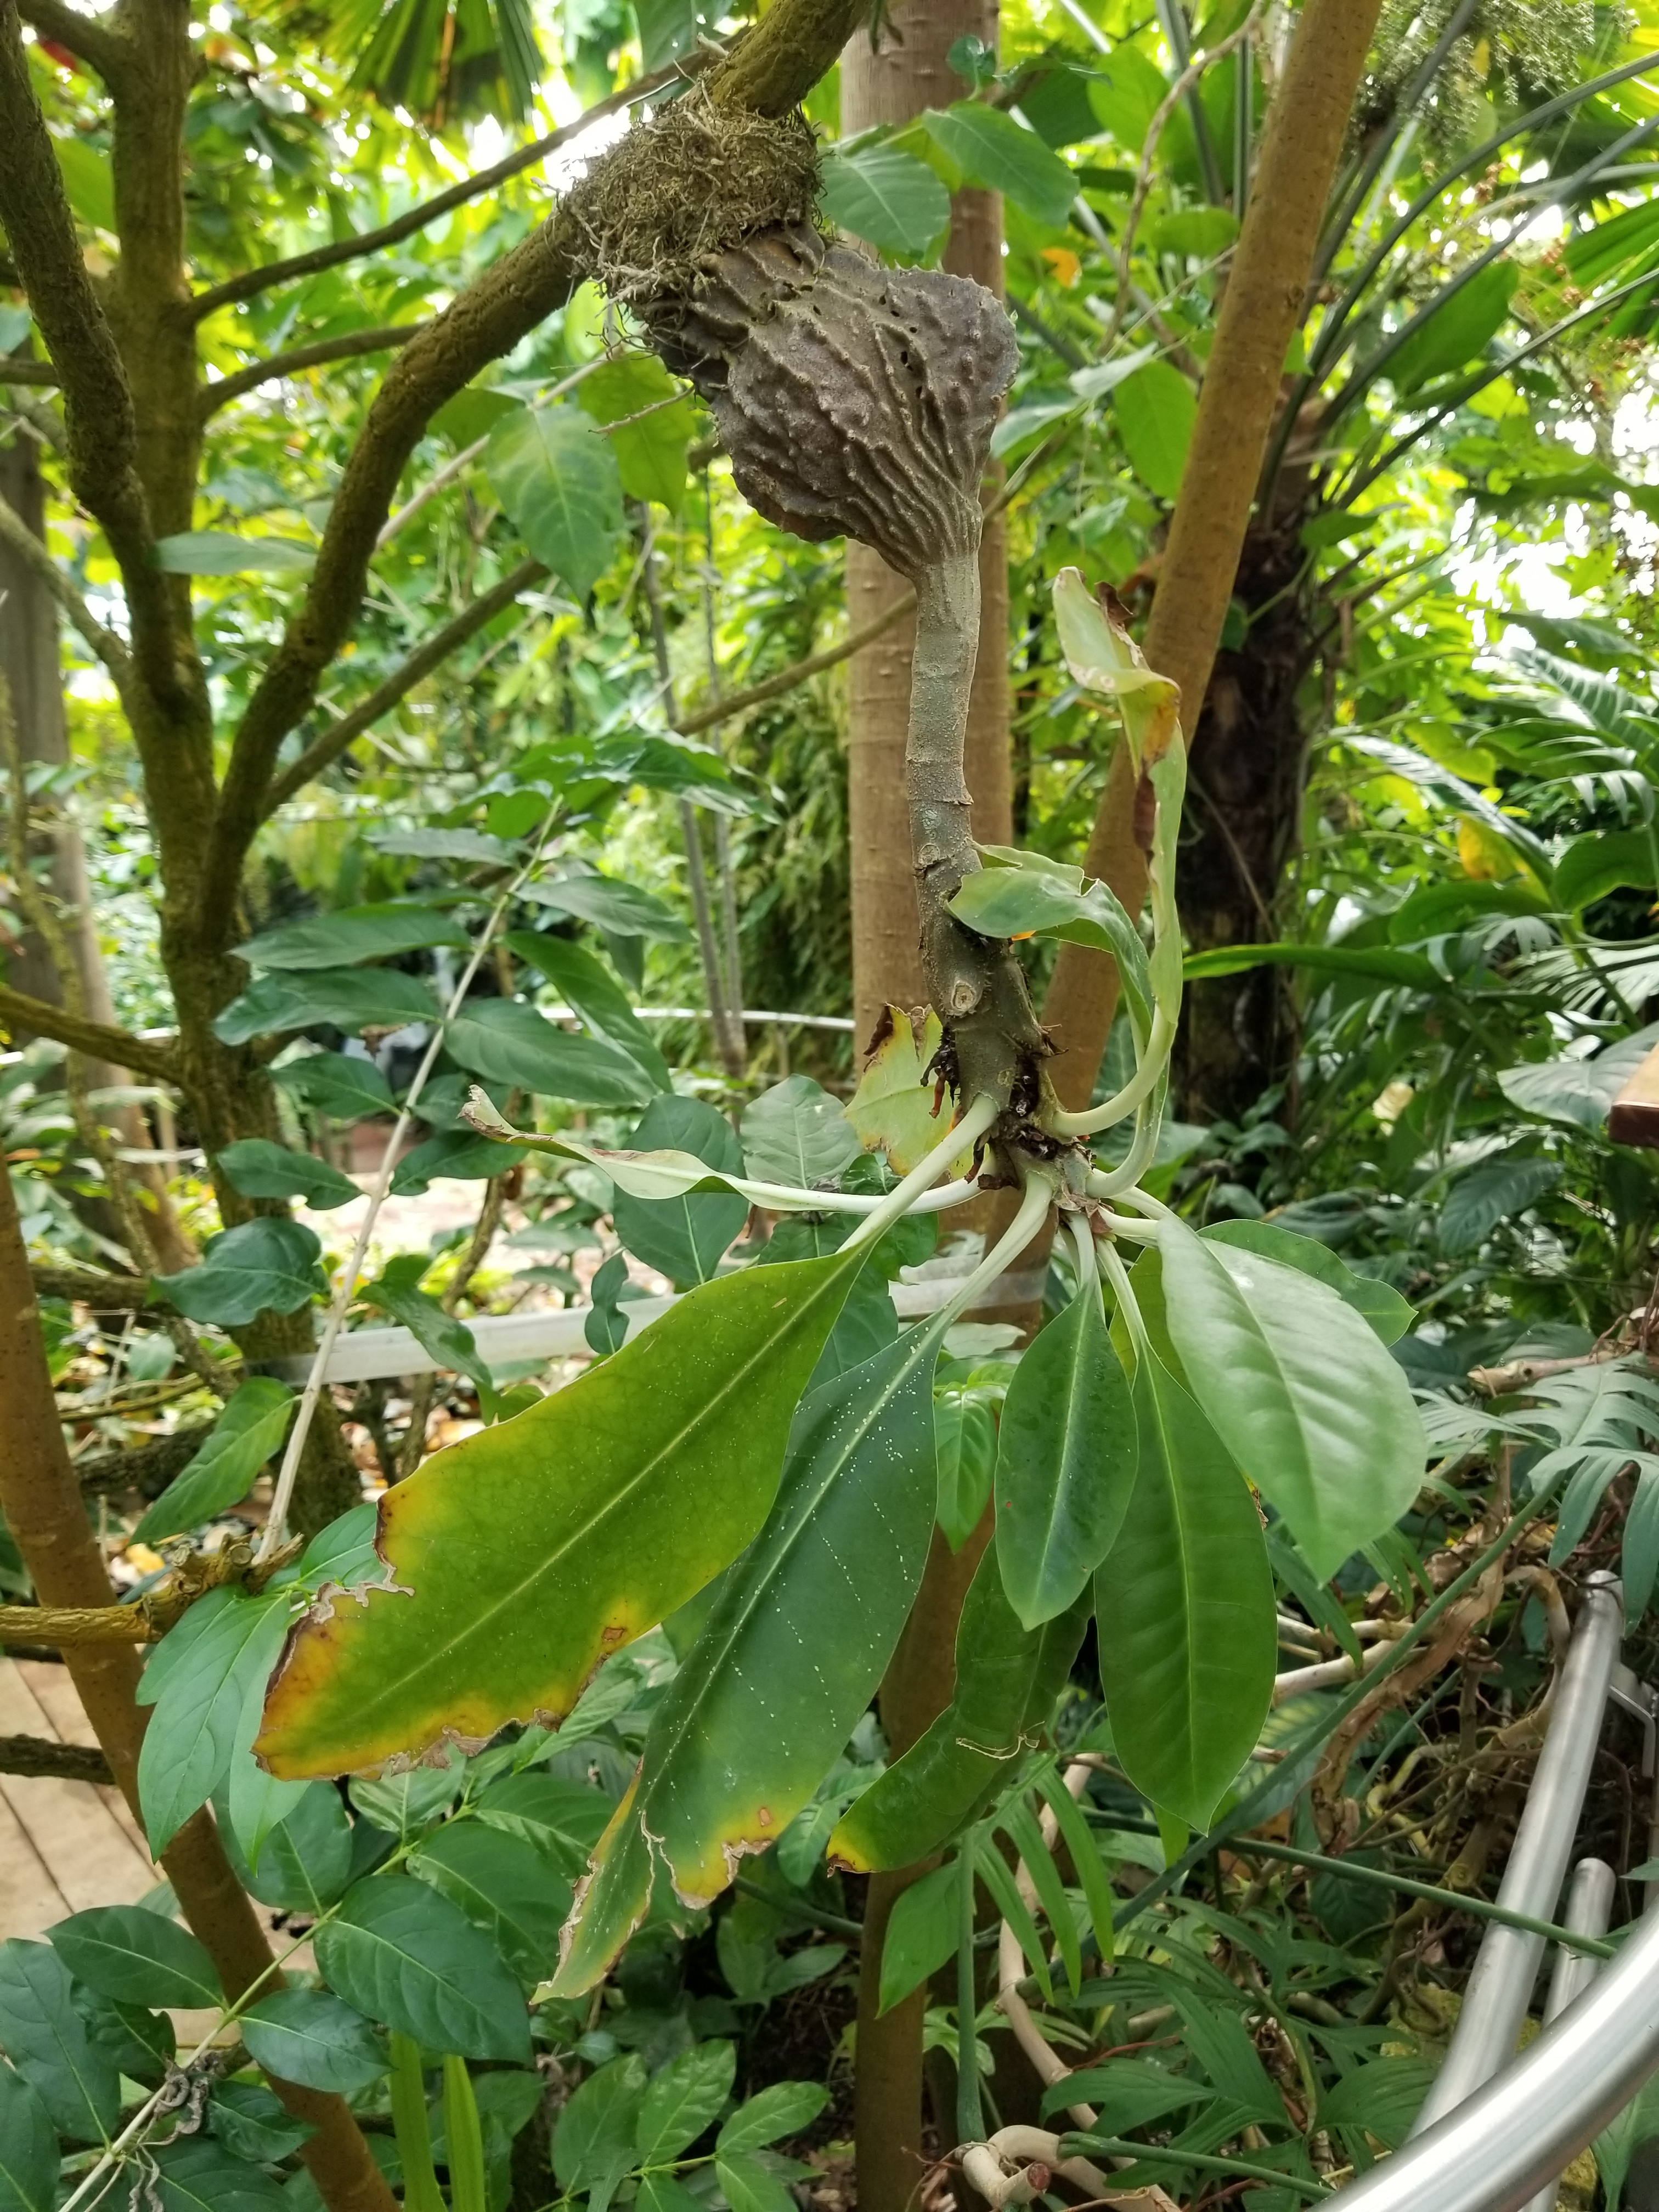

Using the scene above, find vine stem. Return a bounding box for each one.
[255,816,561,1560]
[842,1091,1001,1255]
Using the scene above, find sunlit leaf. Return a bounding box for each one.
[488,403,624,595]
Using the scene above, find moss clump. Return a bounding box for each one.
[565,91,820,310]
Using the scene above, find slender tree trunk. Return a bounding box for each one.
[842,0,1011,1046]
[0,1167,397,2212]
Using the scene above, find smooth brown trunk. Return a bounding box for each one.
[0,1166,396,2212]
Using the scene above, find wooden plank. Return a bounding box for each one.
[0,1781,70,1942]
[17,1659,149,1854]
[1610,1040,1659,1147]
[0,1660,155,1920]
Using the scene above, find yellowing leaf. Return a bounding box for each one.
[844,1007,974,1176]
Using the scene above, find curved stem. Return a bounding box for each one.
[843,1091,1001,1254]
[934,1167,1055,1325]
[1043,1006,1174,1138]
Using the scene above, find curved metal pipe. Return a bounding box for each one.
[1521,1857,1616,2212]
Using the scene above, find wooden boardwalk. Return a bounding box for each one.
[0,1656,158,1942]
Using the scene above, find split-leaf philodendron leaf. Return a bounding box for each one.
[256,1250,866,1778]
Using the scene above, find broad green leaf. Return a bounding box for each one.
[445,997,657,1106]
[0,1940,120,2143]
[148,2139,287,2211]
[635,2040,737,2164]
[1594,2073,1659,2211]
[153,531,315,575]
[1095,1347,1275,1829]
[947,850,1153,1036]
[716,2153,799,2212]
[257,1249,864,1776]
[222,1709,312,1876]
[1316,2057,1436,2154]
[295,1502,390,1594]
[54,134,114,230]
[472,1770,612,1871]
[636,0,696,69]
[216,1139,360,1212]
[0,2061,57,2212]
[75,1989,173,2087]
[1039,1770,1119,1967]
[154,1218,326,1326]
[921,103,1076,228]
[410,1822,573,1986]
[208,2081,318,2165]
[820,144,950,256]
[1388,261,1518,394]
[314,1875,531,2062]
[522,872,691,942]
[612,1093,748,1285]
[1440,1156,1563,1255]
[238,902,470,972]
[487,402,624,595]
[578,353,696,514]
[1554,826,1656,911]
[348,1751,464,1840]
[551,1325,944,1994]
[1160,1217,1426,1579]
[934,1389,996,1550]
[240,1989,388,2093]
[995,1273,1136,1628]
[372,826,518,865]
[217,1782,356,1914]
[391,1125,527,1193]
[505,932,672,1091]
[742,1075,862,1188]
[1150,207,1238,258]
[716,2081,829,2153]
[273,1050,395,1121]
[1039,2059,1213,2130]
[47,1907,223,2010]
[829,1543,1089,1873]
[134,1378,297,1543]
[1202,1221,1413,1344]
[137,1591,292,1852]
[1503,1021,1659,1134]
[1087,44,1167,149]
[213,964,438,1045]
[553,2053,647,2191]
[362,1259,499,1417]
[873,1860,958,2015]
[1182,940,1436,988]
[1111,359,1197,503]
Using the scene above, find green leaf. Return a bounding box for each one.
[1388,261,1518,394]
[716,2081,830,2153]
[273,1051,396,1121]
[829,1543,1089,1873]
[1317,2057,1436,2154]
[152,531,315,575]
[1594,2073,1659,2211]
[487,402,623,595]
[472,1771,612,1872]
[716,2152,800,2212]
[148,2140,287,2211]
[239,903,471,972]
[134,1378,297,1543]
[873,1860,958,2015]
[410,1822,573,1986]
[240,1988,388,2094]
[819,144,951,256]
[219,1780,355,1914]
[995,1273,1136,1629]
[348,1753,464,1841]
[257,1249,864,1776]
[445,997,657,1107]
[208,2081,318,2165]
[523,872,691,943]
[1441,1156,1564,1256]
[553,2053,647,2191]
[578,353,697,514]
[53,134,114,232]
[1111,359,1197,502]
[1039,2058,1212,2131]
[551,1323,944,1994]
[1499,1024,1659,1132]
[213,965,438,1045]
[1159,1220,1426,1580]
[934,1389,996,1550]
[362,1261,499,1418]
[137,1592,292,1852]
[314,1875,531,2062]
[1094,1346,1276,1829]
[505,932,672,1091]
[74,1988,173,2087]
[47,1906,223,2010]
[154,1219,326,1327]
[635,2040,737,2164]
[742,1075,862,1188]
[0,1940,120,2142]
[0,2060,58,2212]
[1553,827,1657,911]
[215,1139,361,1212]
[1149,207,1238,258]
[921,103,1077,228]
[1183,940,1436,988]
[1201,1222,1413,1344]
[613,1094,748,1285]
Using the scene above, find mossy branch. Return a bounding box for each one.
[0,980,178,1080]
[198,324,428,419]
[15,0,124,83]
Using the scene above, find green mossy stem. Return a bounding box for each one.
[906,555,1047,1113]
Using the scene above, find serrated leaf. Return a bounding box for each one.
[315,1875,531,2062]
[154,1218,326,1325]
[134,1378,297,1543]
[257,1250,864,1776]
[240,1988,388,2093]
[488,402,623,595]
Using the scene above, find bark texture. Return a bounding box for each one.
[0,1167,396,2212]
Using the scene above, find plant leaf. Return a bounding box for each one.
[845,1005,974,1175]
[445,998,658,1107]
[361,1262,499,1418]
[0,1941,120,2142]
[213,965,439,1045]
[314,1874,531,2062]
[921,103,1077,227]
[148,2138,288,2210]
[240,1988,388,2093]
[216,1139,362,1212]
[47,1907,223,2010]
[154,1220,326,1326]
[257,1249,864,1776]
[0,2060,59,2212]
[273,1051,396,1121]
[635,2040,737,2164]
[505,932,672,1091]
[1201,1220,1413,1343]
[742,1075,862,1189]
[137,1592,293,1852]
[134,1378,297,1543]
[578,353,696,514]
[820,143,950,255]
[1111,359,1197,502]
[1440,1156,1564,1255]
[612,1094,748,1285]
[409,1821,573,1987]
[487,402,624,593]
[238,903,471,971]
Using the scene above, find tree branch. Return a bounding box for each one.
[32,1263,156,1307]
[188,56,716,323]
[0,481,131,693]
[0,359,61,386]
[262,556,546,818]
[0,1,180,720]
[0,1731,114,1782]
[15,0,124,82]
[0,981,177,1080]
[197,323,428,420]
[678,590,915,737]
